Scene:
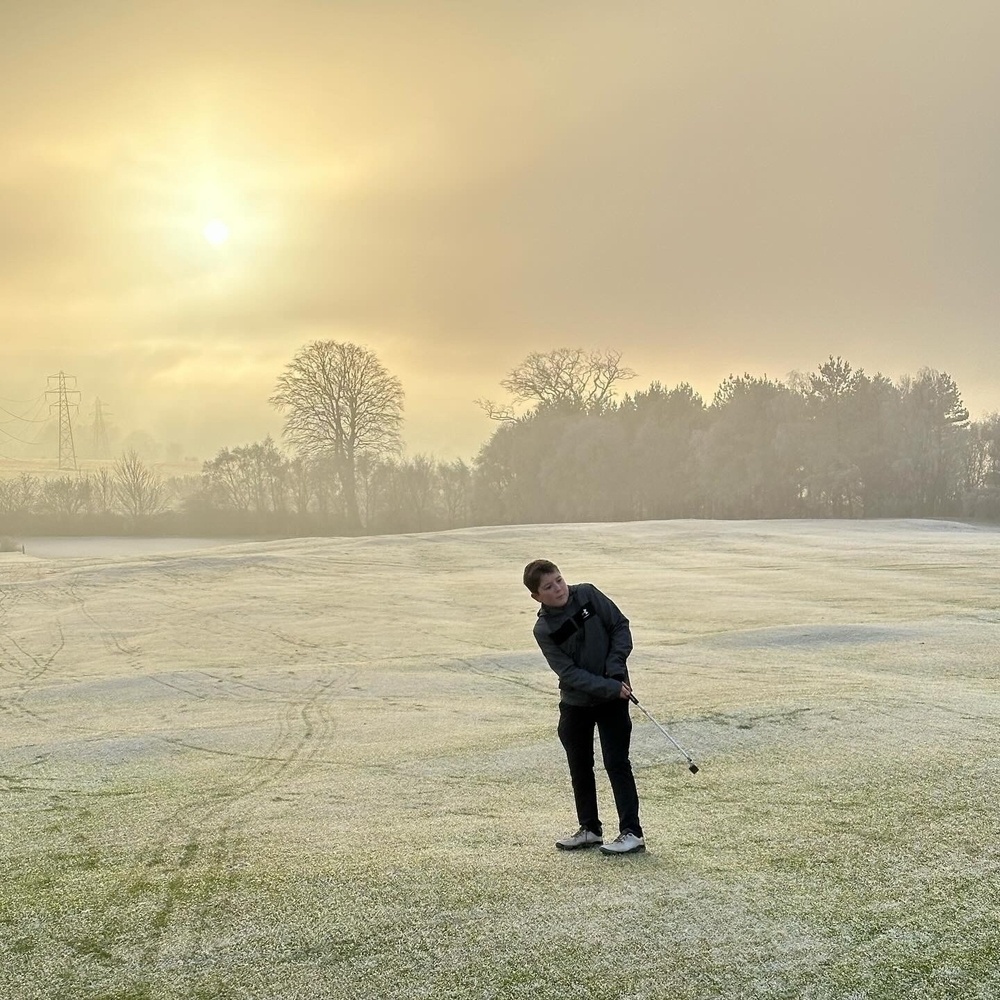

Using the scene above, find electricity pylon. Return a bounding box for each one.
[92,397,112,459]
[46,371,81,471]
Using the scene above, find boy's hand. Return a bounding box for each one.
[618,682,632,700]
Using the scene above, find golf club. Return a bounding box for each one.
[629,693,700,774]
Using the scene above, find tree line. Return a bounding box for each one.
[476,358,1000,524]
[3,344,1000,540]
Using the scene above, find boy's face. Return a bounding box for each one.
[532,570,569,608]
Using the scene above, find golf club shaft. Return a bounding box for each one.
[629,693,698,768]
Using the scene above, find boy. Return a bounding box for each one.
[523,559,645,855]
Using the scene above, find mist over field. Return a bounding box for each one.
[2,518,998,999]
[5,2,1000,462]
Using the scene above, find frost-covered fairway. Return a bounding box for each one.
[1,519,998,1000]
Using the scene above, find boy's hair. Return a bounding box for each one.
[523,559,559,594]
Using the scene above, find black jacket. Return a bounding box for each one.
[532,582,633,707]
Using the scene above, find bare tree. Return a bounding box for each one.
[270,341,404,531]
[0,474,41,515]
[88,468,117,514]
[114,449,166,522]
[202,437,289,515]
[438,458,473,526]
[286,456,316,519]
[477,347,636,420]
[42,476,91,517]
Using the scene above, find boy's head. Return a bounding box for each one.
[523,559,569,608]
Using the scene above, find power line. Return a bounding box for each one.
[0,392,46,406]
[0,423,44,445]
[0,400,48,423]
[0,394,50,454]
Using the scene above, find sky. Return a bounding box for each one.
[2,0,999,463]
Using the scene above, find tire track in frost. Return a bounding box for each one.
[445,656,552,701]
[57,559,319,682]
[55,662,345,988]
[0,570,69,728]
[61,568,319,728]
[0,578,26,685]
[146,663,342,980]
[0,579,32,725]
[0,578,24,675]
[66,578,143,664]
[40,555,343,985]
[150,561,326,657]
[3,618,65,680]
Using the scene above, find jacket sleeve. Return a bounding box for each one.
[587,585,633,678]
[534,627,624,699]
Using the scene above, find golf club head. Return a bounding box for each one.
[688,763,700,774]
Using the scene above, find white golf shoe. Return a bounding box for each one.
[599,831,646,855]
[555,826,603,850]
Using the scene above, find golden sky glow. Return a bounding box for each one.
[2,1,999,461]
[202,220,230,246]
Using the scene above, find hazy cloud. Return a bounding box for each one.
[2,0,999,461]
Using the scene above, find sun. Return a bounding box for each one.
[202,219,230,246]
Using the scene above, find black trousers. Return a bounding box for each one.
[557,699,642,837]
